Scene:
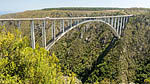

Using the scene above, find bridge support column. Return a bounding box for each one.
[62,20,64,32]
[114,18,117,30]
[17,21,21,37]
[60,20,62,32]
[51,21,53,40]
[70,19,72,27]
[1,21,4,26]
[119,17,123,35]
[111,17,114,27]
[117,18,120,35]
[78,20,80,24]
[30,20,35,49]
[75,20,78,25]
[122,17,126,29]
[68,20,70,26]
[108,18,111,24]
[125,17,129,23]
[77,20,80,31]
[53,21,55,40]
[42,20,46,48]
[51,20,55,40]
[1,21,5,31]
[17,21,21,30]
[75,20,77,24]
[106,18,108,23]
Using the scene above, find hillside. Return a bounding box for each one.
[0,8,150,84]
[42,7,124,11]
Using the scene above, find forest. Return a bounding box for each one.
[0,8,150,84]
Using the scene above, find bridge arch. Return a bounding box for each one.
[46,19,120,50]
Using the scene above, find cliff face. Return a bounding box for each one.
[1,8,150,83]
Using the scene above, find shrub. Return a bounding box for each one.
[0,27,78,84]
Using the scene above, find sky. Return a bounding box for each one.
[1,0,150,12]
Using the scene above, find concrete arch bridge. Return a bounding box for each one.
[0,15,133,50]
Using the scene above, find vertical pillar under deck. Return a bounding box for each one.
[42,20,46,48]
[60,20,62,32]
[119,17,123,35]
[53,20,55,40]
[1,21,4,26]
[117,18,120,35]
[68,20,70,26]
[122,17,126,29]
[17,21,21,30]
[78,20,80,23]
[107,18,110,23]
[51,20,55,40]
[51,20,54,40]
[70,19,72,27]
[111,17,114,27]
[62,20,64,32]
[1,21,4,31]
[114,18,117,30]
[17,21,21,37]
[30,20,35,49]
[125,17,129,23]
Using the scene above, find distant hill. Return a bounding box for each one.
[42,7,124,11]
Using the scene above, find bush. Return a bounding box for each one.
[0,27,78,84]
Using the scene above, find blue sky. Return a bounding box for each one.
[1,0,150,12]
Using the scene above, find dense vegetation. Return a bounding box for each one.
[1,8,150,84]
[0,27,81,84]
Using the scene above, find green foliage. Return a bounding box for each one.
[93,78,116,84]
[0,27,79,84]
[144,78,150,84]
[85,62,117,83]
[135,60,150,84]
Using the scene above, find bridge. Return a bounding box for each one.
[0,15,133,50]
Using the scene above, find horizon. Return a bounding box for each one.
[0,6,149,15]
[1,0,150,13]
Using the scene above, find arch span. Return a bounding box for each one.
[46,19,120,50]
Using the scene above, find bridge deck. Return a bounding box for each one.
[0,15,133,21]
